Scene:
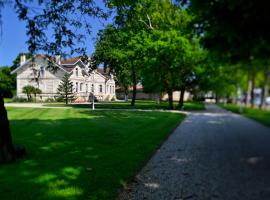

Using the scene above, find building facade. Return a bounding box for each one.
[11,55,116,102]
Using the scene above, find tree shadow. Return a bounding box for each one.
[1,110,183,200]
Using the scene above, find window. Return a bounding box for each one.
[40,66,45,77]
[80,83,83,91]
[112,86,114,94]
[86,84,88,92]
[107,85,109,93]
[75,68,78,76]
[99,85,102,93]
[76,82,78,92]
[91,84,94,92]
[110,86,112,94]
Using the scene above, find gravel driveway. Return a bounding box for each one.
[119,104,270,200]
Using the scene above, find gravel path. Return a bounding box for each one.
[119,104,270,200]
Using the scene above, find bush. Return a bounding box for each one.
[11,96,28,102]
[44,98,56,103]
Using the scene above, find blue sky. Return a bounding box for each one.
[0,2,113,66]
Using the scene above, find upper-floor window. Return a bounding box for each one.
[99,85,102,93]
[40,66,45,77]
[75,68,78,76]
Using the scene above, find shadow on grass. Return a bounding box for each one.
[1,110,184,200]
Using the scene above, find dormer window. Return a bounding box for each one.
[75,68,78,76]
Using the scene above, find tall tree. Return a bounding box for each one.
[57,73,75,104]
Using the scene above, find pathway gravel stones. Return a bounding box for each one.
[119,104,270,200]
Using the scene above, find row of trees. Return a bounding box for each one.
[178,0,270,108]
[93,0,270,109]
[94,0,205,109]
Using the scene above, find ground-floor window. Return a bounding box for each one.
[99,84,102,93]
[75,82,78,92]
[80,83,83,91]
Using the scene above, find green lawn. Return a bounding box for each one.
[44,100,205,111]
[1,108,185,200]
[219,103,270,127]
[4,98,12,103]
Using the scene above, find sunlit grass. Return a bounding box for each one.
[44,99,205,111]
[1,107,185,200]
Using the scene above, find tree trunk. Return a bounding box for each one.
[250,71,256,108]
[246,74,252,107]
[260,69,270,109]
[167,89,173,109]
[178,87,185,109]
[215,93,219,104]
[0,95,16,163]
[131,65,137,107]
[65,94,68,105]
[124,93,128,102]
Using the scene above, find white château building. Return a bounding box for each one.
[11,55,116,102]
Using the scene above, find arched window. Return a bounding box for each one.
[107,85,109,93]
[99,85,102,93]
[86,84,88,92]
[75,68,78,76]
[110,86,112,94]
[112,86,114,94]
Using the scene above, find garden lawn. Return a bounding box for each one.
[45,100,205,111]
[219,104,270,127]
[1,108,185,200]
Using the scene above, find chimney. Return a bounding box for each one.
[55,55,61,65]
[20,54,26,65]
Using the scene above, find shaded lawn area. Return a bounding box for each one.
[1,108,185,200]
[44,100,205,111]
[219,104,270,127]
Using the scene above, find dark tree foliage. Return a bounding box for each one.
[0,67,16,97]
[14,0,107,57]
[11,53,33,70]
[57,73,75,104]
[178,0,270,61]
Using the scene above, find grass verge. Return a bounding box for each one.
[219,103,270,127]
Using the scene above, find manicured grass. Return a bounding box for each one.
[219,103,270,127]
[4,98,12,103]
[44,100,205,111]
[1,108,185,200]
